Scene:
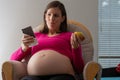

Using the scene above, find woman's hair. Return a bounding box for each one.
[41,1,68,33]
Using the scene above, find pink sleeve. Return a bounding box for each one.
[10,47,31,61]
[72,45,84,74]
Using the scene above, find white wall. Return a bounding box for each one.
[0,0,98,79]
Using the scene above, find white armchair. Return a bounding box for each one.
[2,20,102,80]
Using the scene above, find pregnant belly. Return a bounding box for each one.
[27,50,75,76]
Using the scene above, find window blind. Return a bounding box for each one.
[98,0,120,68]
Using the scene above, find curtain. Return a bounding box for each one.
[98,0,120,68]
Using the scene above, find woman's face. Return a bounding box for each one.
[45,7,65,32]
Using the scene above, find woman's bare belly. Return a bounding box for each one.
[27,50,75,76]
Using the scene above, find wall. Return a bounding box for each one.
[0,0,98,79]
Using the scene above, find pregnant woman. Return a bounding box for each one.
[10,1,84,80]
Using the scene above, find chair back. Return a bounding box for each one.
[67,20,94,64]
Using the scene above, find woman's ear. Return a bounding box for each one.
[61,16,65,22]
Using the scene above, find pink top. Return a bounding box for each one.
[10,32,84,74]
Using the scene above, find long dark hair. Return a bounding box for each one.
[41,1,68,33]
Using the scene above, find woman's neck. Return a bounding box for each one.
[48,29,61,35]
[48,30,61,37]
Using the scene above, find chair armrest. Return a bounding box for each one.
[2,60,27,80]
[83,61,102,80]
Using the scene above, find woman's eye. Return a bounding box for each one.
[48,14,51,16]
[54,14,59,17]
[47,13,60,17]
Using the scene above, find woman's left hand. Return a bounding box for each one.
[70,33,82,49]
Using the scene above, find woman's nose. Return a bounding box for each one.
[50,15,55,21]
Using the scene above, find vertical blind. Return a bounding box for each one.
[98,0,120,68]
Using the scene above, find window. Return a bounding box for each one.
[98,0,120,68]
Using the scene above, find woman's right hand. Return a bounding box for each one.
[21,34,34,52]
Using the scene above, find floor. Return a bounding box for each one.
[101,77,120,80]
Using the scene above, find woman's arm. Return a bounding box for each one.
[10,47,31,61]
[10,34,34,61]
[70,33,84,74]
[72,46,84,74]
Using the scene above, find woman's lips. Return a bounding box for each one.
[51,22,55,24]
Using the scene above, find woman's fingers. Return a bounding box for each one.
[22,34,34,46]
[75,34,82,44]
[71,33,80,49]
